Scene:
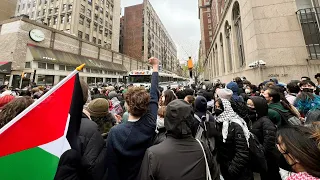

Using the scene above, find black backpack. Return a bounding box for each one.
[248,132,268,173]
[194,114,216,154]
[270,108,301,126]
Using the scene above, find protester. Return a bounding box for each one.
[263,86,299,127]
[214,98,253,180]
[227,81,244,102]
[286,81,300,105]
[295,81,320,118]
[276,125,320,180]
[192,96,215,136]
[86,98,117,136]
[216,88,233,100]
[153,106,166,145]
[138,99,219,180]
[184,95,195,105]
[315,73,320,88]
[247,97,281,180]
[56,80,108,180]
[105,57,159,180]
[234,77,244,94]
[160,89,176,106]
[0,96,33,128]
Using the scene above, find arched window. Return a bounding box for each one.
[220,33,225,74]
[225,21,233,71]
[232,1,245,67]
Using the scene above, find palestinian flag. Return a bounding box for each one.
[0,67,84,180]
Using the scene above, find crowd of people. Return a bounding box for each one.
[0,58,320,180]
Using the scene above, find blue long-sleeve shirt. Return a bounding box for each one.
[105,72,159,180]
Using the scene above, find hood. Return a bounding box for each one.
[195,96,207,112]
[164,99,194,138]
[227,82,239,94]
[250,96,268,118]
[270,78,279,84]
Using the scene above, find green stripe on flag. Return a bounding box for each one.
[0,147,59,180]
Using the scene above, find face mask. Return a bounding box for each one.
[245,89,251,94]
[302,88,314,93]
[214,108,223,116]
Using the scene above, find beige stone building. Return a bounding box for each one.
[15,0,120,52]
[201,0,320,84]
[0,0,17,21]
[0,17,148,88]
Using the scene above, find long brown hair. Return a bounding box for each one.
[277,126,320,177]
[0,97,34,128]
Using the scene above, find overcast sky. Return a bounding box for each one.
[121,0,200,64]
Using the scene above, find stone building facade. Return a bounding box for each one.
[0,17,148,88]
[0,0,17,21]
[15,0,120,52]
[122,0,178,72]
[201,0,320,84]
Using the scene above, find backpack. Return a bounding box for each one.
[229,98,251,125]
[194,114,216,154]
[305,108,320,124]
[248,132,268,173]
[270,108,301,126]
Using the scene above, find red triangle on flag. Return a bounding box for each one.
[0,76,76,157]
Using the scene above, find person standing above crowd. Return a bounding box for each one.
[138,99,219,180]
[247,97,281,180]
[214,98,252,180]
[105,57,159,180]
[276,125,320,180]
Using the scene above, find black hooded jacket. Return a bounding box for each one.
[138,100,219,180]
[249,97,281,180]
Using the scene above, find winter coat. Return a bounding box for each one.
[267,102,289,127]
[77,115,108,180]
[138,100,219,180]
[249,97,281,180]
[105,72,159,180]
[153,127,166,145]
[216,121,253,180]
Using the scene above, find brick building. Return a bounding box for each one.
[0,17,149,87]
[15,0,121,52]
[122,0,178,72]
[200,0,320,84]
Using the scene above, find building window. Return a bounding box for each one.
[220,34,225,74]
[100,7,103,13]
[67,14,71,23]
[93,37,96,43]
[59,76,66,81]
[88,0,92,5]
[79,16,84,25]
[61,16,65,23]
[87,9,91,17]
[80,5,85,13]
[59,65,66,70]
[98,39,101,44]
[47,63,54,70]
[86,20,91,28]
[53,17,57,25]
[25,62,31,68]
[208,18,211,23]
[207,13,211,17]
[208,24,212,29]
[99,18,103,24]
[225,21,233,71]
[69,4,72,10]
[78,31,83,38]
[37,75,54,86]
[232,1,245,67]
[93,23,98,31]
[43,9,46,15]
[55,8,58,13]
[49,8,53,14]
[66,66,74,71]
[38,62,46,69]
[85,34,89,41]
[63,4,67,11]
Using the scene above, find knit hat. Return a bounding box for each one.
[108,91,118,99]
[0,95,15,109]
[87,98,109,117]
[216,88,233,100]
[195,96,207,113]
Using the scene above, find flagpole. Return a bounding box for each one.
[0,64,86,135]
